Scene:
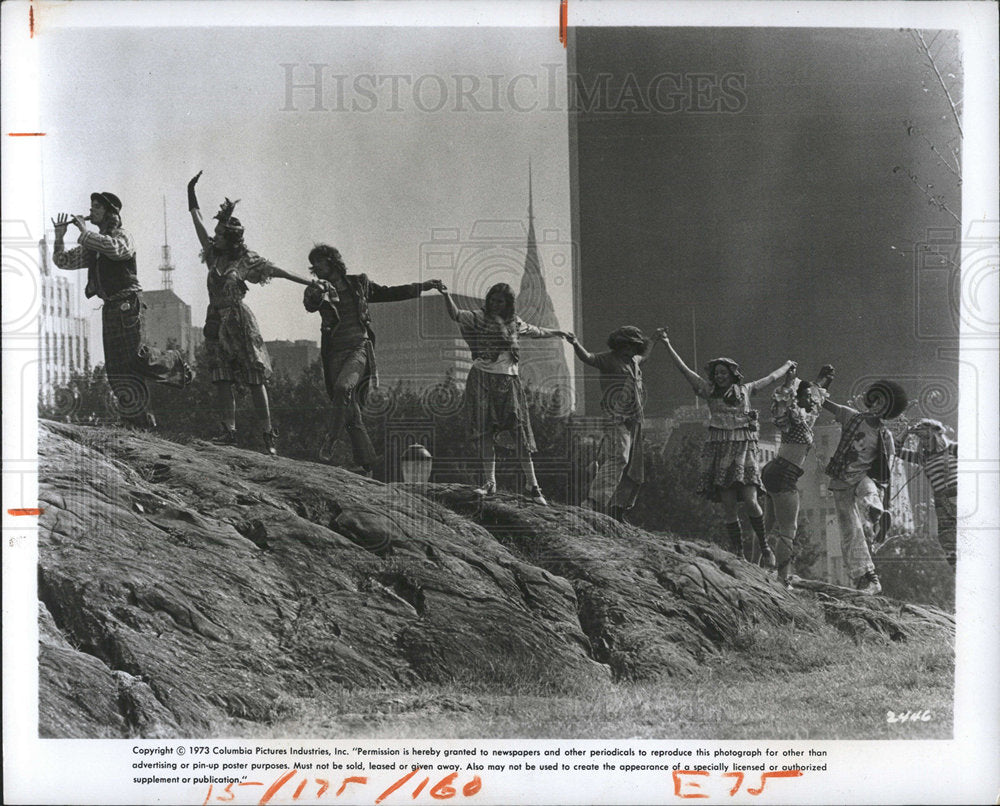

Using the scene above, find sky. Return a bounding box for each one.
[36,21,977,429]
[570,27,966,423]
[39,25,574,364]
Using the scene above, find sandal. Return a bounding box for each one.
[474,480,497,496]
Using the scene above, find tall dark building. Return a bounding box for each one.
[515,164,572,407]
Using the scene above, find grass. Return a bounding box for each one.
[216,622,954,741]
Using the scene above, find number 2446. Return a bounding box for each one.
[886,710,932,723]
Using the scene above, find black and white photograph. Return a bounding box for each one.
[2,1,998,804]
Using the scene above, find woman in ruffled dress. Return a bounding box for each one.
[762,364,835,586]
[437,282,567,505]
[658,328,794,565]
[187,171,317,455]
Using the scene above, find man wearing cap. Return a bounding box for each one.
[52,192,192,427]
[566,326,657,521]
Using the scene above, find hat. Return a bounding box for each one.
[607,326,646,351]
[705,357,744,384]
[863,379,908,420]
[213,197,240,222]
[90,192,122,213]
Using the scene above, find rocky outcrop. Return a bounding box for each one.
[37,421,954,737]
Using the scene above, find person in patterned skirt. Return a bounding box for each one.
[438,282,568,505]
[187,171,317,455]
[52,192,193,428]
[660,329,794,566]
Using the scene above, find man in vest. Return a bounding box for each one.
[304,243,444,475]
[52,192,193,427]
[822,379,907,595]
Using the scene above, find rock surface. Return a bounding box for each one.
[37,421,954,737]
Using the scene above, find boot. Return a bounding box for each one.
[262,429,279,457]
[748,514,776,570]
[211,424,237,446]
[725,521,744,559]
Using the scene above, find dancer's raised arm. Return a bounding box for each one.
[186,171,214,254]
[747,359,797,394]
[565,332,599,367]
[656,327,704,394]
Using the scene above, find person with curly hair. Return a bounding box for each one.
[438,281,567,505]
[659,328,794,566]
[52,192,193,428]
[304,243,444,475]
[187,171,317,455]
[896,418,958,567]
[566,326,657,521]
[762,364,836,586]
[822,379,908,594]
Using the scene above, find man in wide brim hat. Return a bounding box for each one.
[822,379,909,594]
[51,191,193,427]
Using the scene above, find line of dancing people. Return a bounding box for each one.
[51,178,958,592]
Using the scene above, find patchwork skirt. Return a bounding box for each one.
[463,366,536,453]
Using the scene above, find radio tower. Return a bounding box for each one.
[158,195,174,290]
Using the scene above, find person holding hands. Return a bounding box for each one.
[659,327,795,566]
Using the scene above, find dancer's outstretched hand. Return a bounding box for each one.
[188,170,203,189]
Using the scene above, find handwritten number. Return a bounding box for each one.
[429,772,458,799]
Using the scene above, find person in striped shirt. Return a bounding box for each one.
[897,419,958,567]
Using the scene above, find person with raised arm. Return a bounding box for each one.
[187,171,317,455]
[658,327,794,566]
[438,282,567,505]
[303,243,444,476]
[762,364,836,587]
[821,380,908,594]
[566,326,657,521]
[52,192,193,428]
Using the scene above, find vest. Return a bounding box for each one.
[84,250,139,300]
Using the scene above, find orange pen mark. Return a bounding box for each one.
[30,4,35,38]
[410,776,429,799]
[292,778,308,799]
[429,772,458,800]
[672,770,710,799]
[745,769,803,796]
[462,776,483,797]
[259,769,297,805]
[722,771,744,797]
[376,767,421,804]
[336,776,368,797]
[315,779,330,797]
[202,784,214,806]
[7,133,46,137]
[559,0,568,48]
[8,508,43,515]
